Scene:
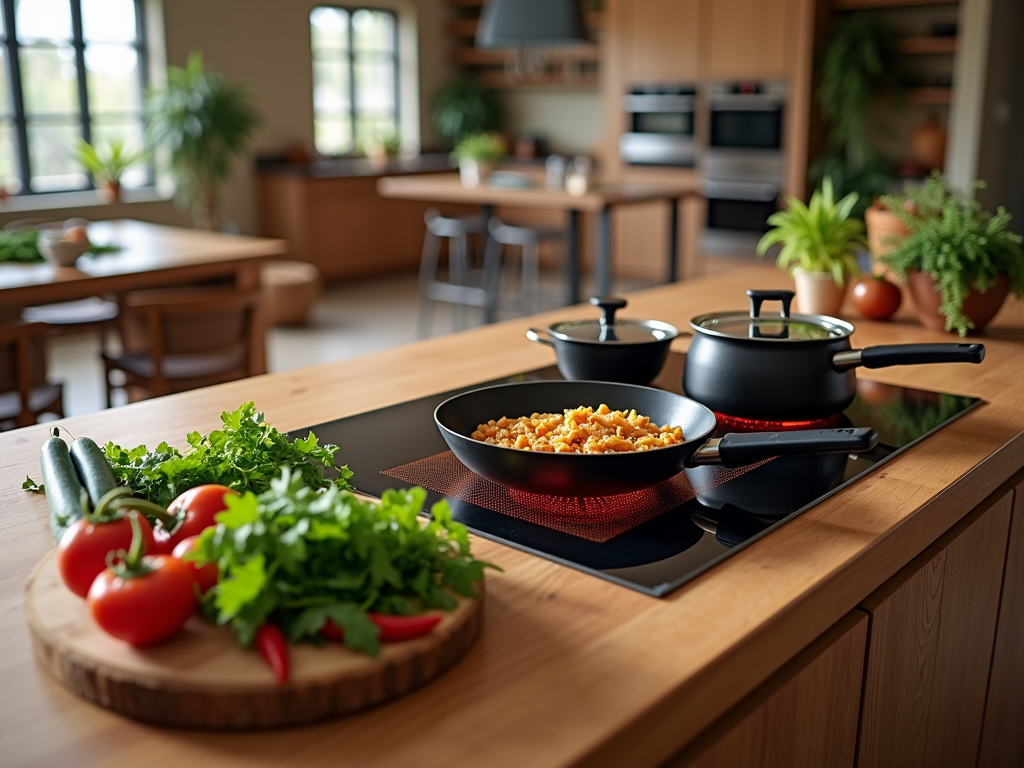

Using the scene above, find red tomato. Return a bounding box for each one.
[155,484,239,552]
[172,535,218,594]
[57,514,156,599]
[87,556,198,647]
[852,275,902,320]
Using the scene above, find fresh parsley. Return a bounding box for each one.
[102,402,353,508]
[192,468,495,657]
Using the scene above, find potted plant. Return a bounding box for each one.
[363,128,402,169]
[452,133,505,189]
[757,178,866,315]
[145,52,260,230]
[431,79,502,149]
[75,139,144,203]
[879,172,1024,336]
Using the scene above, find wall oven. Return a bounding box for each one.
[619,85,696,167]
[702,82,786,256]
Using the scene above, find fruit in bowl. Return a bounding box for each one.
[38,229,91,267]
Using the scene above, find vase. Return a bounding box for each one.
[906,271,1010,334]
[459,159,493,189]
[793,268,846,316]
[864,204,911,275]
[99,181,121,204]
[909,114,947,172]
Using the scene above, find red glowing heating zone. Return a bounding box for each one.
[712,412,842,433]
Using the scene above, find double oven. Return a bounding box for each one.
[618,81,787,257]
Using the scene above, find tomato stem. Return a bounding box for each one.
[108,512,156,579]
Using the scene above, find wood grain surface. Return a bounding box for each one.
[24,553,482,730]
[2,267,1023,767]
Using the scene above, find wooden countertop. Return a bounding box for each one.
[3,267,1023,767]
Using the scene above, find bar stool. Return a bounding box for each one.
[417,209,492,335]
[485,217,567,317]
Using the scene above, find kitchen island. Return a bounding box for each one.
[2,267,1023,767]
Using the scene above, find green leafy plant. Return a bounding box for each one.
[451,132,505,163]
[363,128,402,158]
[0,229,119,264]
[192,470,495,654]
[431,79,502,149]
[757,178,867,286]
[810,16,902,219]
[879,172,1024,335]
[145,52,260,230]
[75,139,145,186]
[102,402,353,508]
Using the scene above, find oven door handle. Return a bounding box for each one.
[704,180,780,202]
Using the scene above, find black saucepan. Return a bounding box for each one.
[434,381,878,496]
[684,289,986,421]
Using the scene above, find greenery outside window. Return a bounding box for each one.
[0,0,149,195]
[311,6,398,156]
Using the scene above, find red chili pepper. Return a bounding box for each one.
[322,613,443,643]
[255,623,289,684]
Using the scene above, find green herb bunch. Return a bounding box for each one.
[880,172,1024,335]
[757,178,867,286]
[192,470,494,656]
[103,402,353,508]
[0,229,120,264]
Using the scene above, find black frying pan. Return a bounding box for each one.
[434,381,878,496]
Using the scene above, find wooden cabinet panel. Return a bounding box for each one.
[857,489,1013,768]
[665,611,867,768]
[702,0,793,79]
[978,470,1024,768]
[623,0,701,81]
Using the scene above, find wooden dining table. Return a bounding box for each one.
[377,173,701,304]
[0,219,287,374]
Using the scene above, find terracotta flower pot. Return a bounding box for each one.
[793,268,846,316]
[906,271,1010,334]
[864,204,911,275]
[99,181,121,204]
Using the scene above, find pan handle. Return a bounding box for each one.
[689,427,878,468]
[526,328,555,347]
[833,343,985,370]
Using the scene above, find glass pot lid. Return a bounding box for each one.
[689,289,855,342]
[550,297,679,344]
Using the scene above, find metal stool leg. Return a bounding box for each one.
[523,238,541,316]
[417,230,442,338]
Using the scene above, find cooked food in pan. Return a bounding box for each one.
[471,404,684,454]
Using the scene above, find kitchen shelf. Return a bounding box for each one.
[907,86,953,105]
[477,72,600,90]
[832,0,958,9]
[899,36,958,54]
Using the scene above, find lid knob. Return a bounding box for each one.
[590,296,626,342]
[746,289,794,319]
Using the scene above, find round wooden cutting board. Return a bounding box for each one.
[24,552,483,730]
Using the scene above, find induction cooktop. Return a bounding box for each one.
[294,352,980,597]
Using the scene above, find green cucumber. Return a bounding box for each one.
[40,434,87,542]
[70,437,119,509]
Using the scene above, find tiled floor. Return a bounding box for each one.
[48,269,660,418]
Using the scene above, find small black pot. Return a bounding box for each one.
[683,289,986,421]
[527,297,677,386]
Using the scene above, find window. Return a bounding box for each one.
[310,6,398,156]
[0,0,148,195]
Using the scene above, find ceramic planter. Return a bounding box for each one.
[864,204,911,275]
[793,268,846,316]
[906,271,1010,334]
[458,159,494,189]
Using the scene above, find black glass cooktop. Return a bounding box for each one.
[296,353,980,597]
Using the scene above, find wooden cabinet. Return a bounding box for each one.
[856,488,1013,768]
[978,469,1024,768]
[622,0,702,81]
[665,612,867,768]
[701,0,797,79]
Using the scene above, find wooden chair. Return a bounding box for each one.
[0,322,64,430]
[102,286,261,406]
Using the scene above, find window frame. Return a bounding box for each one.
[310,5,400,157]
[0,0,150,195]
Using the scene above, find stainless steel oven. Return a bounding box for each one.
[619,85,696,167]
[702,82,785,256]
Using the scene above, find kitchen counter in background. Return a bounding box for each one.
[2,267,1023,767]
[256,152,455,179]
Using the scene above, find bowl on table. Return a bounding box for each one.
[38,230,90,267]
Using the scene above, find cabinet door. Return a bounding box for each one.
[978,470,1024,767]
[665,611,867,768]
[623,0,701,81]
[856,488,1012,768]
[702,0,793,79]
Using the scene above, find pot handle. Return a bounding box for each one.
[833,343,986,370]
[689,427,878,468]
[526,328,555,347]
[747,289,794,319]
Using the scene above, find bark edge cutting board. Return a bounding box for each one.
[24,551,483,729]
